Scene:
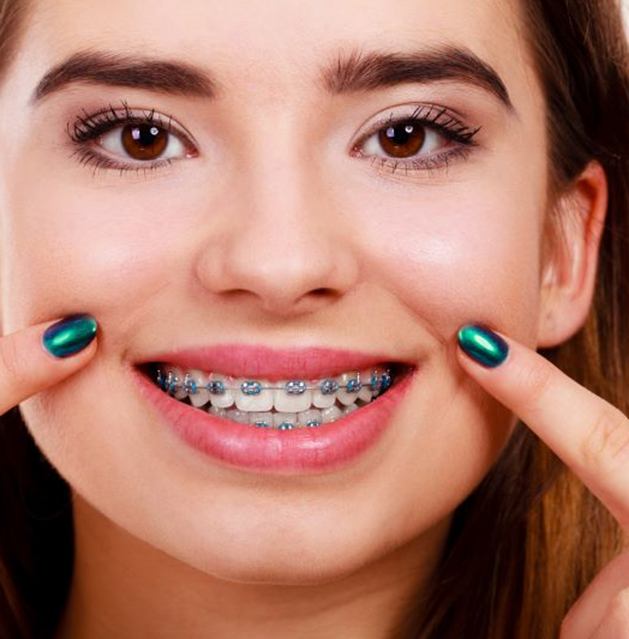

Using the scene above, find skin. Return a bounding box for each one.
[0,0,618,636]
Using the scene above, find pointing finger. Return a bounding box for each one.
[457,324,629,530]
[0,314,98,415]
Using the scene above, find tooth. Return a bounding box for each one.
[343,403,359,415]
[209,406,228,419]
[167,366,187,399]
[249,412,273,428]
[234,378,274,411]
[273,412,297,428]
[227,409,250,424]
[320,405,342,423]
[187,369,211,407]
[273,380,313,412]
[336,372,361,406]
[208,373,235,408]
[312,378,337,408]
[297,409,323,427]
[357,369,374,402]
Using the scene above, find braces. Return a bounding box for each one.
[155,368,394,397]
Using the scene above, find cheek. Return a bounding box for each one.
[0,159,198,336]
[347,184,543,343]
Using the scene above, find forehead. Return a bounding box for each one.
[24,0,532,101]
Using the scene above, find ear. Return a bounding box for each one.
[537,161,608,348]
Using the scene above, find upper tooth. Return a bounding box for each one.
[208,374,235,408]
[336,373,361,406]
[357,369,374,402]
[234,378,274,411]
[273,381,313,412]
[311,378,337,408]
[165,367,188,399]
[188,369,211,407]
[159,365,392,414]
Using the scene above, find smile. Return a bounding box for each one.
[146,363,399,430]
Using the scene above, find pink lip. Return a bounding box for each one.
[137,344,404,380]
[129,362,416,476]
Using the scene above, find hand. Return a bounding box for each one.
[0,314,98,415]
[457,325,629,639]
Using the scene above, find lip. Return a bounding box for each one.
[136,343,409,380]
[129,355,416,476]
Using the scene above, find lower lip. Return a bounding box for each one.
[130,365,415,475]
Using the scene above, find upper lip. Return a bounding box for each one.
[136,344,411,381]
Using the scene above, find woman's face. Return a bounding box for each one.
[1,0,551,583]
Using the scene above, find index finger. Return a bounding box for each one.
[0,314,98,415]
[456,324,629,530]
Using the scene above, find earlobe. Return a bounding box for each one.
[537,161,608,348]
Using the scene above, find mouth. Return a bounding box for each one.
[131,343,416,474]
[137,361,407,430]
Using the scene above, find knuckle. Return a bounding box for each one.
[0,334,22,380]
[515,357,554,411]
[581,405,629,472]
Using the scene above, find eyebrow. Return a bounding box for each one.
[30,45,514,112]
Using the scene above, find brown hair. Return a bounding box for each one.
[0,1,628,638]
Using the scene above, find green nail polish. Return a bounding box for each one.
[457,324,509,368]
[42,314,98,358]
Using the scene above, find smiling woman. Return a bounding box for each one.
[0,1,627,638]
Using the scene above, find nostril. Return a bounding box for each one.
[309,287,337,297]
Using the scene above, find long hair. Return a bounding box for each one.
[411,2,629,638]
[0,2,627,638]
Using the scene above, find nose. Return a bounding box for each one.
[195,145,360,317]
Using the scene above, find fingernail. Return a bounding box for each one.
[457,324,509,368]
[42,314,98,358]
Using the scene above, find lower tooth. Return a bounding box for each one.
[273,412,297,428]
[229,409,250,424]
[249,412,273,428]
[202,398,364,427]
[320,405,342,423]
[297,409,323,426]
[209,406,228,418]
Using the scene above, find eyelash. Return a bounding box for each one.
[67,100,194,177]
[350,104,481,175]
[66,100,481,178]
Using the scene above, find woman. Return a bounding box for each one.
[0,0,627,637]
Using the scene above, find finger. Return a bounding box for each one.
[456,324,629,530]
[560,551,629,639]
[0,314,98,415]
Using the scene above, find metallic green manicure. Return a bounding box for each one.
[42,314,98,358]
[457,324,509,368]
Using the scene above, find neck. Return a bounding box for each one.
[56,494,451,639]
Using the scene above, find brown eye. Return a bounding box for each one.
[97,117,189,164]
[120,123,169,161]
[377,121,426,158]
